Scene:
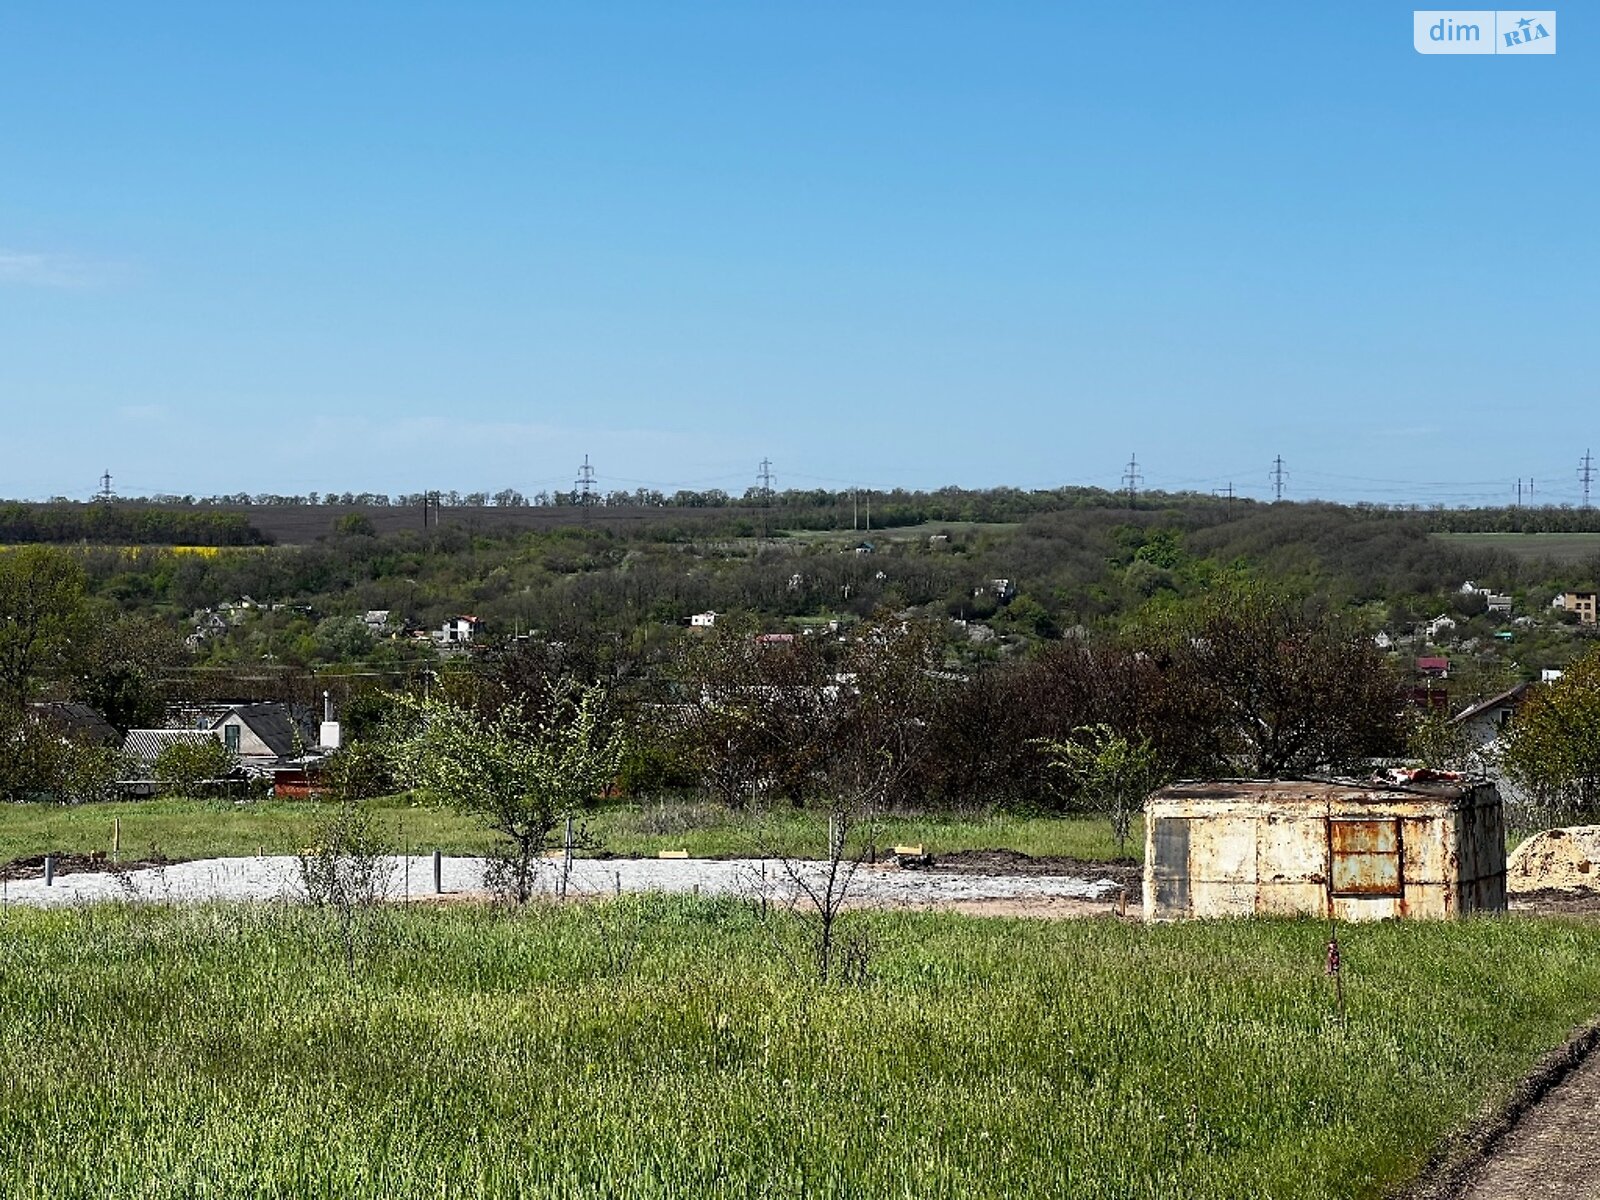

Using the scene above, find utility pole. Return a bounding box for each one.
[1271,455,1288,503]
[1121,454,1142,509]
[575,455,597,520]
[852,487,858,532]
[421,490,445,529]
[1215,481,1236,519]
[1582,451,1595,510]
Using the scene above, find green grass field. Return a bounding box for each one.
[784,519,1021,544]
[1433,531,1600,563]
[1,901,1597,1198]
[0,796,1136,866]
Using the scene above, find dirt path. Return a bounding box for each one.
[1454,1048,1600,1200]
[1405,1021,1600,1200]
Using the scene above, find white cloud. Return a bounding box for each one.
[0,249,123,288]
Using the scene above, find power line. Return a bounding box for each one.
[1121,453,1143,509]
[1270,455,1288,503]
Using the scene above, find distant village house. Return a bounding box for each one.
[435,616,482,645]
[1556,592,1598,625]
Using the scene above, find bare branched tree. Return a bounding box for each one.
[1152,585,1405,776]
[746,612,943,985]
[674,624,834,809]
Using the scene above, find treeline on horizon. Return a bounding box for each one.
[0,503,269,547]
[7,486,1600,545]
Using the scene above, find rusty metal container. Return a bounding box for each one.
[1144,779,1506,921]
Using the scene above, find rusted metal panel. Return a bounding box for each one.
[1197,816,1258,881]
[1255,882,1329,917]
[1330,818,1397,854]
[1401,817,1444,882]
[1329,818,1403,896]
[1257,814,1326,883]
[1333,894,1403,921]
[1400,884,1448,919]
[1192,880,1257,917]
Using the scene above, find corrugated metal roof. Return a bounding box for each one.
[123,728,221,764]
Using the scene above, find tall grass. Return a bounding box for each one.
[2,901,1598,1198]
[0,797,1135,865]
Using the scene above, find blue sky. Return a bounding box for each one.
[1,3,1592,504]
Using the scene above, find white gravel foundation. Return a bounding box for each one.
[0,855,1124,909]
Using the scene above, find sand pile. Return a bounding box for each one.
[1507,827,1600,894]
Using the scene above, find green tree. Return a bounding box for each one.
[70,613,185,732]
[0,717,131,804]
[333,512,376,538]
[390,680,625,902]
[321,740,396,801]
[1404,707,1480,773]
[0,547,90,708]
[154,738,239,795]
[1036,723,1165,858]
[1501,650,1600,818]
[297,799,393,973]
[313,616,375,662]
[54,741,135,805]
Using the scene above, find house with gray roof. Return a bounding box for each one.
[30,702,121,746]
[209,703,319,765]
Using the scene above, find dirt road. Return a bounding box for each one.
[1454,1047,1600,1200]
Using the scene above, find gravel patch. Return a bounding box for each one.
[0,855,1125,909]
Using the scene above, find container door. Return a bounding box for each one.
[1328,818,1403,897]
[1150,816,1191,917]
